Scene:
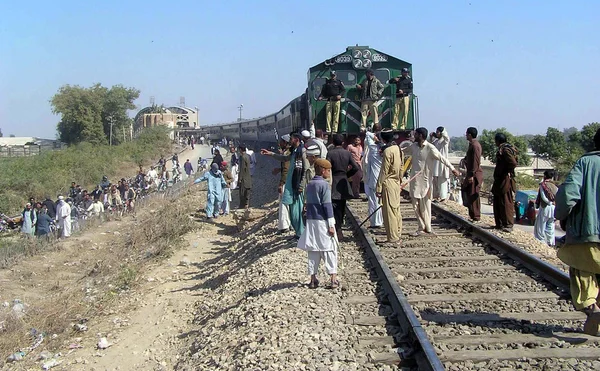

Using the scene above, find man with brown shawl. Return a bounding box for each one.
[461,127,483,222]
[491,132,518,232]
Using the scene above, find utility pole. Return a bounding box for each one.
[108,115,114,146]
[238,104,243,121]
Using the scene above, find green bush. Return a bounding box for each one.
[0,127,171,215]
[515,173,539,190]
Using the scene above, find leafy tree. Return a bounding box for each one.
[479,128,530,167]
[9,134,15,138]
[449,136,469,153]
[529,127,567,162]
[0,128,3,137]
[51,83,140,145]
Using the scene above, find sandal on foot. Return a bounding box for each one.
[583,305,600,335]
[308,279,319,289]
[329,280,340,289]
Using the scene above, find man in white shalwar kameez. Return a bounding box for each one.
[56,196,72,238]
[534,170,558,246]
[230,147,239,189]
[430,126,451,202]
[403,128,458,236]
[363,123,383,228]
[297,158,339,289]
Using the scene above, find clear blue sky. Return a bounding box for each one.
[1,0,598,139]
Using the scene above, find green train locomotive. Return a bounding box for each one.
[309,45,418,135]
[204,45,418,143]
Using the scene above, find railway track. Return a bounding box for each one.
[346,198,600,370]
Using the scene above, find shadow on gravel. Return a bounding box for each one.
[171,209,295,294]
[176,281,299,341]
[418,308,579,335]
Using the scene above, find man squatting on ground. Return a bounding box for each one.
[297,158,339,289]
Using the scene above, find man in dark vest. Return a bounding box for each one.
[318,71,345,133]
[491,133,518,232]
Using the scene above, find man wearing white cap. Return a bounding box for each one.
[363,123,384,228]
[56,195,72,238]
[306,129,328,160]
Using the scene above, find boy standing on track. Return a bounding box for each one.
[298,158,339,289]
[555,128,600,336]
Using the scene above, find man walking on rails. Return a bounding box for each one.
[555,128,600,336]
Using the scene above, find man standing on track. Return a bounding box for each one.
[298,158,339,290]
[430,126,451,202]
[261,133,309,240]
[555,128,600,336]
[389,67,413,130]
[403,128,459,236]
[347,136,364,199]
[318,71,345,134]
[491,133,518,232]
[461,127,483,222]
[376,129,403,244]
[238,144,253,209]
[326,134,359,241]
[363,123,383,229]
[356,69,384,130]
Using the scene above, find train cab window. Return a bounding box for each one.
[337,70,357,86]
[312,77,326,99]
[374,69,391,84]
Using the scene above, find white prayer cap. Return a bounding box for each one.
[306,144,320,156]
[281,134,291,142]
[58,195,64,201]
[301,130,311,139]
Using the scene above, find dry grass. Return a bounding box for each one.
[0,187,200,364]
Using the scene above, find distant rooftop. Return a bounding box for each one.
[0,137,61,146]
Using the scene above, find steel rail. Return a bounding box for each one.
[346,206,444,371]
[431,203,570,289]
[348,202,572,370]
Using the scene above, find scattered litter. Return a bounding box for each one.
[179,256,191,267]
[113,231,121,236]
[69,343,83,350]
[37,350,53,360]
[6,352,24,362]
[12,299,26,317]
[73,323,88,332]
[97,337,111,349]
[42,359,62,370]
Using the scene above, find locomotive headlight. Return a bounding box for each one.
[363,59,372,68]
[353,59,363,69]
[362,50,372,59]
[352,50,362,59]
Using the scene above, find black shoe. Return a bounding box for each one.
[368,225,382,229]
[277,229,289,234]
[502,227,513,233]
